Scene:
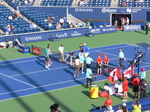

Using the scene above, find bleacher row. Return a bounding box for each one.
[119,0,150,7]
[0,0,150,35]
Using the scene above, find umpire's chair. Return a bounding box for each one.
[49,34,59,42]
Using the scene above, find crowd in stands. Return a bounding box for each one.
[9,0,34,6]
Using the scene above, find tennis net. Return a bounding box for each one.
[31,44,46,56]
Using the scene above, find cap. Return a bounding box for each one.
[135,74,139,77]
[141,68,145,71]
[83,43,86,45]
[98,53,100,56]
[107,95,110,98]
[122,103,126,106]
[104,54,107,56]
[108,106,113,110]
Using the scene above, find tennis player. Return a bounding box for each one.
[45,44,52,70]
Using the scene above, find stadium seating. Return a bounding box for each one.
[118,0,150,7]
[19,8,69,30]
[40,0,73,6]
[4,0,34,9]
[0,5,40,34]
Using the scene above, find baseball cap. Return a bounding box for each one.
[135,74,139,77]
[107,106,113,110]
[104,54,107,56]
[141,68,145,71]
[83,43,86,45]
[98,53,100,56]
[122,103,126,106]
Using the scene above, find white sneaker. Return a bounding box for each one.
[122,99,127,102]
[48,64,50,67]
[82,71,84,74]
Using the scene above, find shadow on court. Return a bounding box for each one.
[0,55,73,112]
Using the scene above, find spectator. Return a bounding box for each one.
[30,22,37,29]
[10,25,15,34]
[121,103,128,112]
[59,17,64,25]
[56,22,62,30]
[69,23,74,28]
[75,23,79,28]
[13,37,21,47]
[50,103,61,112]
[132,100,142,112]
[8,15,13,21]
[116,105,123,112]
[48,22,53,28]
[5,25,11,35]
[140,78,147,99]
[140,68,146,80]
[79,0,85,6]
[24,0,28,5]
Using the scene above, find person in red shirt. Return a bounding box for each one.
[103,54,109,75]
[96,53,103,75]
[132,74,140,99]
[122,77,129,102]
[93,95,112,110]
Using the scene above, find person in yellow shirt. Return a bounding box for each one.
[132,100,142,112]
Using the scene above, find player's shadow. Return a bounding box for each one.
[0,55,73,112]
[81,91,90,97]
[63,68,73,76]
[35,57,45,68]
[135,31,146,35]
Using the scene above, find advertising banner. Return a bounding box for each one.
[90,26,117,34]
[123,25,141,31]
[19,28,89,43]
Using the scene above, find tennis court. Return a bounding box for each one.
[1,43,150,102]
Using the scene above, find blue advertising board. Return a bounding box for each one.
[69,7,149,21]
[19,28,89,43]
[90,26,117,34]
[123,25,141,31]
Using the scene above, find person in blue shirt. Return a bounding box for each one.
[45,44,51,70]
[85,66,94,89]
[85,54,93,69]
[140,68,146,80]
[83,43,89,58]
[78,43,84,57]
[118,49,126,69]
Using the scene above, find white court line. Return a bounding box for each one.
[0,77,86,95]
[0,73,36,88]
[95,50,150,65]
[0,43,129,63]
[12,58,117,77]
[11,66,68,77]
[0,45,131,66]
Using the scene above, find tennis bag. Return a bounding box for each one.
[98,91,108,97]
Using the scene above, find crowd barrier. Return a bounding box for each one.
[91,97,150,112]
[0,26,117,44]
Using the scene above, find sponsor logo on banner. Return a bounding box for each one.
[75,8,93,12]
[91,29,100,33]
[103,28,116,31]
[123,25,141,31]
[71,31,82,36]
[102,8,117,13]
[25,36,42,41]
[126,8,142,13]
[33,47,40,55]
[56,33,68,38]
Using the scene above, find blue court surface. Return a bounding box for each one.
[0,43,150,101]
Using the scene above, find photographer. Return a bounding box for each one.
[132,100,142,112]
[140,78,147,99]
